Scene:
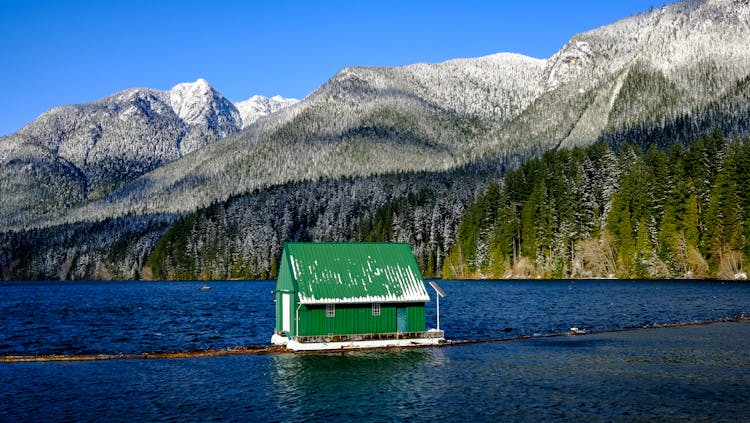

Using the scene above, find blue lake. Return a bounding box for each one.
[1,280,749,421]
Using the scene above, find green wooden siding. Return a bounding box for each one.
[276,252,295,293]
[275,250,296,334]
[297,303,425,336]
[407,305,424,331]
[275,291,292,335]
[275,292,281,333]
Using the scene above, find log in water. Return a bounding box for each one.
[3,317,745,362]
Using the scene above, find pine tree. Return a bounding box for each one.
[658,203,678,268]
[608,193,634,277]
[683,194,701,248]
[634,216,654,278]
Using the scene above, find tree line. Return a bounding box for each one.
[443,129,750,279]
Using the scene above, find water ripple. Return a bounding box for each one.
[0,280,748,357]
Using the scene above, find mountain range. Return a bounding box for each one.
[0,79,298,228]
[1,0,749,280]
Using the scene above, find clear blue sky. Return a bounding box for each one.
[0,0,669,136]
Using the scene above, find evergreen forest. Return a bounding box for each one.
[443,130,750,280]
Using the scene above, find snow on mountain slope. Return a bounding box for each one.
[400,53,547,122]
[235,95,299,128]
[544,0,750,96]
[528,0,750,149]
[312,53,546,123]
[10,87,185,200]
[0,78,295,228]
[247,51,548,157]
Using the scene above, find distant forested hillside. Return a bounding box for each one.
[0,172,465,280]
[139,169,485,280]
[4,130,750,281]
[443,130,750,280]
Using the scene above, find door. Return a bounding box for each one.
[397,307,408,333]
[325,304,334,335]
[326,315,333,335]
[282,293,291,333]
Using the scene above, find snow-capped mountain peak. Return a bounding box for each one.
[234,95,299,128]
[169,79,298,130]
[168,78,241,130]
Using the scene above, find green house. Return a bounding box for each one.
[272,242,440,348]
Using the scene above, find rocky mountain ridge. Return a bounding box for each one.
[235,95,300,129]
[0,79,296,228]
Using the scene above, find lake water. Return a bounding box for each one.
[1,280,749,421]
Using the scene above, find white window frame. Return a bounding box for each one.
[372,303,381,316]
[326,304,335,318]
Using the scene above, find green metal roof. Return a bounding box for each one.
[282,242,430,304]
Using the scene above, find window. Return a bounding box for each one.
[372,303,381,316]
[326,304,335,318]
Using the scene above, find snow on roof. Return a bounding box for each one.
[283,243,430,304]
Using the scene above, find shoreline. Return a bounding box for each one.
[3,316,747,363]
[3,278,749,283]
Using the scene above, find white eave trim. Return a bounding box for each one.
[299,295,430,305]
